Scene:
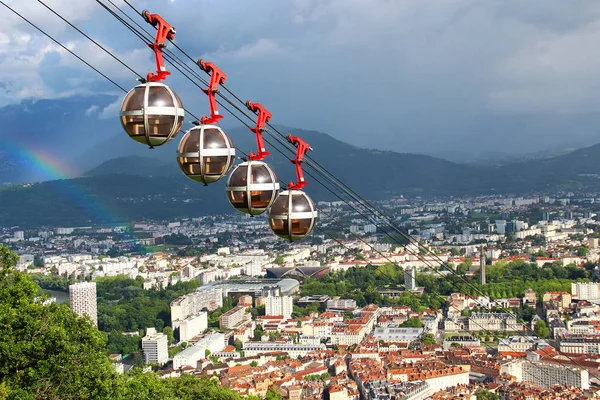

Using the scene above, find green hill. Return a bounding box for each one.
[2,128,600,227]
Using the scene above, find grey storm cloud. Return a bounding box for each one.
[3,0,600,155]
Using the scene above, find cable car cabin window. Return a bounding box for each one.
[291,218,312,235]
[205,156,228,175]
[178,157,201,174]
[203,128,227,149]
[228,166,248,186]
[269,219,288,236]
[251,190,274,208]
[148,86,175,108]
[292,195,311,213]
[270,195,289,216]
[180,129,200,153]
[147,115,175,137]
[251,165,271,185]
[226,134,234,148]
[122,87,146,111]
[174,92,184,109]
[228,191,248,209]
[121,115,145,136]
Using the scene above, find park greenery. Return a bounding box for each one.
[0,245,272,400]
[300,258,590,312]
[31,273,203,356]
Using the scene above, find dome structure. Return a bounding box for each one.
[177,124,235,184]
[226,160,279,215]
[268,190,318,241]
[120,82,184,147]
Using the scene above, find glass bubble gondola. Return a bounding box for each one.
[226,160,279,215]
[120,82,184,147]
[177,124,235,184]
[268,189,318,241]
[267,134,317,241]
[120,10,184,148]
[226,101,280,215]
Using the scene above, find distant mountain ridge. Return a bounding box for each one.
[2,127,600,227]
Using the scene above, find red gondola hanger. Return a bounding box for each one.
[177,60,234,185]
[286,134,312,190]
[142,10,175,82]
[197,59,227,124]
[225,101,279,215]
[245,101,271,160]
[119,10,184,148]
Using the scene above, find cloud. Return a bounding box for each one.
[98,95,124,119]
[206,38,287,61]
[85,104,99,116]
[4,0,600,154]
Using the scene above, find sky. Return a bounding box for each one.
[3,0,600,157]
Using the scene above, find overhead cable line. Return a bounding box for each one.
[13,0,578,370]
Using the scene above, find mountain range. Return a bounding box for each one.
[1,123,600,227]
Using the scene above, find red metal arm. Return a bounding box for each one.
[245,101,271,160]
[142,10,175,82]
[287,134,312,190]
[198,60,227,124]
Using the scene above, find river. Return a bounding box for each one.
[48,290,69,304]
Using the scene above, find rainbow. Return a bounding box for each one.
[5,140,151,253]
[13,144,78,181]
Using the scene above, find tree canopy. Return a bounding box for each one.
[0,245,253,400]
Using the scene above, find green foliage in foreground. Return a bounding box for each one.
[0,245,253,400]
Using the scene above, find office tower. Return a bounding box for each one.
[405,266,416,291]
[480,246,486,286]
[142,328,169,365]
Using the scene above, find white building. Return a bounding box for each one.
[13,231,24,240]
[572,282,600,300]
[172,344,205,370]
[264,287,293,320]
[171,287,223,327]
[501,355,589,389]
[498,336,549,353]
[243,342,326,358]
[69,282,97,326]
[326,299,357,311]
[142,328,169,366]
[177,312,208,343]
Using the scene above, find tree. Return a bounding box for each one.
[400,318,424,328]
[274,255,285,265]
[534,320,550,339]
[420,333,436,345]
[577,247,590,257]
[163,326,175,345]
[0,246,251,400]
[254,326,264,341]
[475,388,499,400]
[234,339,243,352]
[265,387,283,400]
[0,246,118,399]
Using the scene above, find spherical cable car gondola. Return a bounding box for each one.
[119,10,184,148]
[268,135,318,241]
[269,189,318,241]
[226,101,280,215]
[227,160,280,215]
[177,61,235,184]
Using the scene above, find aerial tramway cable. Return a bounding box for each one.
[97,0,574,346]
[5,0,586,374]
